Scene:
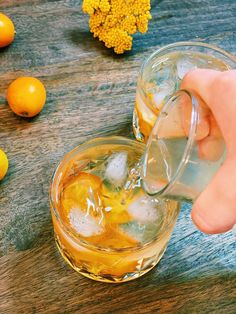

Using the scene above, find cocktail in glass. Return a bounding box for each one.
[133,42,236,143]
[50,137,179,283]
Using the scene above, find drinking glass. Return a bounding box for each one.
[50,136,180,283]
[142,90,226,201]
[133,41,236,143]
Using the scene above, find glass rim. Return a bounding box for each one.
[140,41,236,79]
[142,90,199,197]
[49,136,180,253]
[137,41,236,123]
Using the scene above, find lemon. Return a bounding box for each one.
[0,149,8,180]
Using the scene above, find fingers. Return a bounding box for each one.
[155,99,186,138]
[155,90,210,140]
[181,69,236,151]
[197,115,225,161]
[181,69,221,105]
[181,69,225,161]
[192,156,236,234]
[181,93,210,141]
[181,69,236,234]
[181,69,220,141]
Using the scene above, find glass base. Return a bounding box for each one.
[55,235,166,283]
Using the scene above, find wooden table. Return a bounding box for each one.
[1,1,235,313]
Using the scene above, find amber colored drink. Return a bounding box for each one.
[50,137,179,283]
[133,48,233,143]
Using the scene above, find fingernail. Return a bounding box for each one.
[192,211,216,234]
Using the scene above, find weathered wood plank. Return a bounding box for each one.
[0,0,235,313]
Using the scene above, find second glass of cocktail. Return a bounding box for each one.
[134,42,235,201]
[133,42,235,142]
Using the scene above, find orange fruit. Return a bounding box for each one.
[0,148,9,180]
[101,186,132,224]
[7,77,47,117]
[0,13,15,48]
[61,172,103,215]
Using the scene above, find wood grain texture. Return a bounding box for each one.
[0,0,235,313]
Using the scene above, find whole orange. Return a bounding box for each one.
[0,148,8,180]
[0,13,15,48]
[7,77,47,117]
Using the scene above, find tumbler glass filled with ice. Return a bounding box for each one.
[133,42,236,143]
[50,137,179,283]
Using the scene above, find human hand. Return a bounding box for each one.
[181,69,236,234]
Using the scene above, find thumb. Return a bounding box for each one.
[192,156,236,234]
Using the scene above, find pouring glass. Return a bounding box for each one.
[142,89,226,202]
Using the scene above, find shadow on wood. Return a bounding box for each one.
[2,241,235,313]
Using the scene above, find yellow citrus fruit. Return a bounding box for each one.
[0,13,15,48]
[62,172,103,215]
[0,149,8,180]
[7,77,47,117]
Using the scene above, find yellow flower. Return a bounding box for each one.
[83,0,152,54]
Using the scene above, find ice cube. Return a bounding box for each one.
[127,195,158,223]
[153,80,175,107]
[120,220,161,244]
[105,152,128,187]
[153,56,175,85]
[177,58,197,79]
[120,221,146,242]
[69,207,103,237]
